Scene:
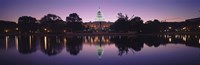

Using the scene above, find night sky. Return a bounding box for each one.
[0,0,200,22]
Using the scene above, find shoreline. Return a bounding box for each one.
[1,32,200,36]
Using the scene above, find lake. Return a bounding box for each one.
[0,35,200,65]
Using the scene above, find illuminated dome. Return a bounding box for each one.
[96,8,104,21]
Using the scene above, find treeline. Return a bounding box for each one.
[0,13,85,35]
[110,13,200,34]
[0,13,200,35]
[0,20,17,34]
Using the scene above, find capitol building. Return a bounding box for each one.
[83,8,113,32]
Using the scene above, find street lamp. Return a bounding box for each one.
[44,28,47,31]
[5,29,8,33]
[16,28,18,30]
[168,27,172,29]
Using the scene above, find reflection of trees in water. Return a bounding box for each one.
[1,34,200,56]
[39,36,83,56]
[140,36,167,47]
[110,35,200,56]
[66,37,83,56]
[110,36,144,56]
[40,36,64,56]
[18,35,37,54]
[0,36,16,50]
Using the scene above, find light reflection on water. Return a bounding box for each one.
[0,35,200,65]
[199,38,200,44]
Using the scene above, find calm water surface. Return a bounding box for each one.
[0,35,200,65]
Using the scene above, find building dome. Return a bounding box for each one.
[96,8,104,21]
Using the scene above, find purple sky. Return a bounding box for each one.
[0,0,200,22]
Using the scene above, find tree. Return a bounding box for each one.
[0,20,16,34]
[130,16,144,33]
[66,37,83,56]
[143,19,161,33]
[110,13,143,33]
[41,14,63,22]
[66,13,85,32]
[110,13,130,32]
[66,13,82,22]
[40,14,64,33]
[18,16,37,34]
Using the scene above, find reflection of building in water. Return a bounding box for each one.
[96,45,104,59]
[83,36,112,59]
[83,8,113,32]
[84,36,111,44]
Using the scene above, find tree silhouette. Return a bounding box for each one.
[18,36,37,54]
[66,13,85,32]
[110,36,144,56]
[18,16,37,34]
[110,13,143,33]
[110,13,130,32]
[130,16,144,33]
[66,13,82,22]
[143,19,161,33]
[0,20,16,34]
[66,37,83,56]
[40,14,64,33]
[40,36,64,56]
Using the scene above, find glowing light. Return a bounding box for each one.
[44,28,47,31]
[94,36,99,43]
[175,35,179,38]
[6,36,9,50]
[199,25,200,28]
[169,38,172,42]
[44,36,47,50]
[64,37,67,45]
[15,36,18,50]
[199,39,200,44]
[164,35,167,38]
[105,39,110,43]
[199,38,200,44]
[90,37,94,43]
[84,36,87,43]
[47,30,50,32]
[195,35,198,38]
[102,36,105,42]
[182,27,186,30]
[16,28,18,30]
[5,29,8,33]
[183,36,187,42]
[29,35,32,49]
[168,27,172,29]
